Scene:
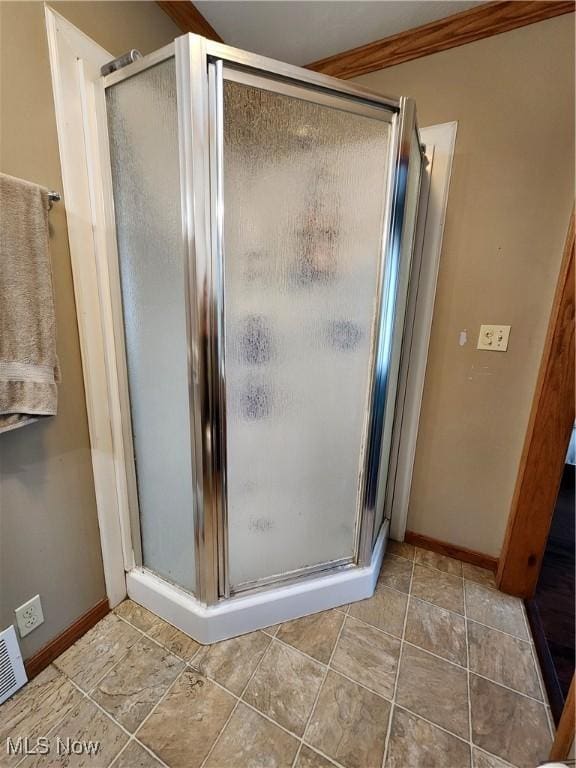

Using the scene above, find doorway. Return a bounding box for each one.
[526,430,575,723]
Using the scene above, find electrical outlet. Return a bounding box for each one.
[15,595,44,638]
[477,324,511,352]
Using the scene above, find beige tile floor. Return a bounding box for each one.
[0,544,555,768]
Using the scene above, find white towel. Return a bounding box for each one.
[0,173,60,433]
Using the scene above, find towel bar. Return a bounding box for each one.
[48,190,60,209]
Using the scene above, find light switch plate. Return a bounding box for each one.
[477,324,511,352]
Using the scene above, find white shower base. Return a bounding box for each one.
[127,521,388,644]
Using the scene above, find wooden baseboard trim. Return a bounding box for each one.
[404,531,499,572]
[24,598,110,680]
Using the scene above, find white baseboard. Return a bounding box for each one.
[127,521,388,644]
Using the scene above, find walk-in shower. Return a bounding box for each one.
[99,34,423,642]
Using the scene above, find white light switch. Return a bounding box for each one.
[477,324,511,351]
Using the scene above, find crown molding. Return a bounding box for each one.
[156,1,223,42]
[306,1,574,79]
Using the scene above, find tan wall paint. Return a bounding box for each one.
[0,1,180,659]
[354,15,575,557]
[0,3,572,660]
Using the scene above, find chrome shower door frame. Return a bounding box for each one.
[182,34,421,600]
[101,33,422,606]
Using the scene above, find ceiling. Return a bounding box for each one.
[195,1,486,66]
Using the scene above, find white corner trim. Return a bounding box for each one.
[127,521,388,644]
[389,121,458,542]
[45,6,129,606]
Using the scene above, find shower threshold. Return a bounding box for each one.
[126,521,388,644]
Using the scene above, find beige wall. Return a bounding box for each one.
[0,3,573,662]
[354,15,575,557]
[0,1,180,659]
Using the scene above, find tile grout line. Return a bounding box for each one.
[533,635,556,741]
[291,742,304,767]
[192,661,522,768]
[77,657,185,768]
[127,665,190,759]
[463,571,475,764]
[197,612,542,761]
[292,606,350,767]
[381,557,415,768]
[107,739,133,768]
[468,667,549,706]
[118,582,531,655]
[198,698,240,767]
[199,629,277,768]
[119,596,527,687]
[55,614,145,697]
[414,551,464,580]
[119,592,544,713]
[63,675,171,767]
[114,588,548,743]
[13,581,538,768]
[43,615,177,768]
[108,734,170,768]
[113,613,385,768]
[465,615,535,644]
[472,745,518,768]
[380,567,532,643]
[186,617,354,768]
[521,601,554,726]
[392,703,472,749]
[272,632,332,670]
[530,637,550,705]
[131,737,171,768]
[11,666,88,768]
[519,599,555,732]
[80,584,544,767]
[196,664,316,750]
[262,619,405,705]
[296,612,354,768]
[320,659,396,706]
[299,742,349,768]
[115,611,202,665]
[334,606,547,705]
[74,613,200,766]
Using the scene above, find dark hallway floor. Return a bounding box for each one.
[527,462,575,724]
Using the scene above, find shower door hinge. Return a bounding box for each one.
[101,50,143,77]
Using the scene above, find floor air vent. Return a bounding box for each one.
[0,626,27,704]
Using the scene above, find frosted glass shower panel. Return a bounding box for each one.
[106,59,197,592]
[223,80,392,586]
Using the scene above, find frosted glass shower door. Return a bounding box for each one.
[105,57,197,593]
[221,72,393,588]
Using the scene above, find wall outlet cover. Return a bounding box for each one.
[477,324,511,352]
[15,595,44,638]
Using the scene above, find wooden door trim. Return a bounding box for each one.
[497,211,575,597]
[550,674,575,760]
[306,1,574,79]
